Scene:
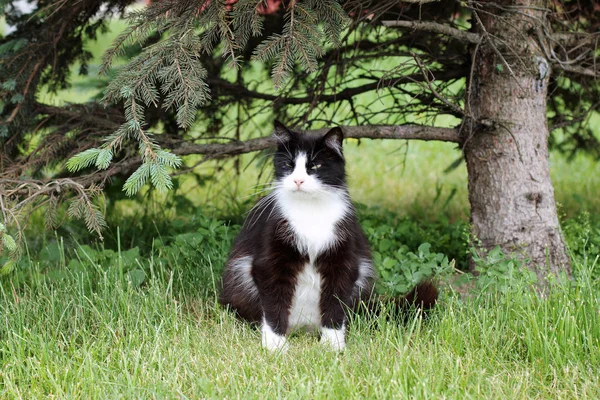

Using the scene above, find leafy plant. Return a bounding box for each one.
[471,246,538,293]
[359,205,468,270]
[375,242,453,296]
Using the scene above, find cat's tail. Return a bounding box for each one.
[358,281,439,320]
[397,281,438,312]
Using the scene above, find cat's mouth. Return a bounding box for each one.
[289,186,317,197]
[292,187,310,194]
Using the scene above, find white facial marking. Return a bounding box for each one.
[288,263,322,330]
[283,153,314,193]
[276,151,351,259]
[275,158,350,260]
[320,325,346,352]
[261,318,288,352]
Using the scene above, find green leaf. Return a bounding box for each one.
[127,269,146,288]
[10,93,24,104]
[1,79,16,91]
[39,242,62,263]
[382,257,397,271]
[0,38,28,54]
[379,239,392,252]
[156,150,182,169]
[418,243,432,256]
[121,247,140,264]
[149,162,173,192]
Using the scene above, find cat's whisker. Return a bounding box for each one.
[248,182,275,189]
[243,194,274,221]
[243,182,277,192]
[239,186,278,199]
[246,194,280,229]
[244,190,279,224]
[242,181,285,197]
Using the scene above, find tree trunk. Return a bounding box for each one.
[464,0,572,281]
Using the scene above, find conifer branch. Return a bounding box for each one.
[381,20,481,44]
[208,67,467,105]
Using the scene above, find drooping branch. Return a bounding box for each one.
[66,124,462,179]
[380,17,599,78]
[0,122,461,234]
[381,20,481,44]
[208,67,467,105]
[3,122,461,191]
[540,28,600,78]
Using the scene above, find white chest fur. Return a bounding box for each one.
[275,191,349,261]
[288,263,322,330]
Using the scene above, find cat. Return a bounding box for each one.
[219,121,437,352]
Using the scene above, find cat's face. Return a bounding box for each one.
[272,122,346,198]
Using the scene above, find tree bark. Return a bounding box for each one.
[465,0,572,280]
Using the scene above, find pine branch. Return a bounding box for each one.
[253,0,349,88]
[381,20,481,44]
[233,0,267,48]
[208,67,467,105]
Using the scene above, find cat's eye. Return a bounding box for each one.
[285,162,294,168]
[310,164,321,170]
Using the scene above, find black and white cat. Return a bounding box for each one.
[219,121,436,352]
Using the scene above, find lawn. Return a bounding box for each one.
[1,214,599,398]
[2,16,600,400]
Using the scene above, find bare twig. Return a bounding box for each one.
[208,67,467,105]
[557,64,599,78]
[399,0,441,3]
[551,32,600,47]
[413,55,465,117]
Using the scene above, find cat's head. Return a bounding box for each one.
[272,121,346,198]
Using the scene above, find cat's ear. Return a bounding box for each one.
[321,127,344,157]
[273,120,295,143]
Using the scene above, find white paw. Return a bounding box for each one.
[320,326,346,352]
[261,322,289,352]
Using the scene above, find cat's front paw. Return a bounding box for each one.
[261,323,289,352]
[320,326,346,352]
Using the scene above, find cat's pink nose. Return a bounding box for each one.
[294,179,305,188]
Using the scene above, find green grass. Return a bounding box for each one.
[1,209,599,399]
[2,235,599,398]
